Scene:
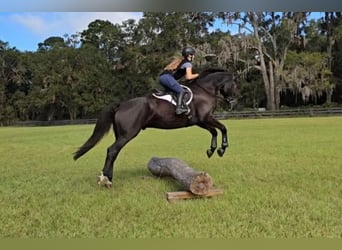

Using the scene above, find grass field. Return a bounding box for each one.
[0,117,341,238]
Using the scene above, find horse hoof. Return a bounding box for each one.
[97,174,112,188]
[207,149,214,158]
[217,148,225,157]
[104,182,113,188]
[97,175,104,186]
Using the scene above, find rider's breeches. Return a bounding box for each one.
[159,74,184,94]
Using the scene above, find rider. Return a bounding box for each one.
[159,47,199,115]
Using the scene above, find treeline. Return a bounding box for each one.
[1,12,342,125]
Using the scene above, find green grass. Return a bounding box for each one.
[0,117,341,238]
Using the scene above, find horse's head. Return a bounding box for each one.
[219,73,239,109]
[195,68,240,110]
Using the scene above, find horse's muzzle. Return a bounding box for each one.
[226,97,238,104]
[226,97,239,111]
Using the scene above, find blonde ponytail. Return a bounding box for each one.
[163,57,183,71]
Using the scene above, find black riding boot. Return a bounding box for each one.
[175,92,188,115]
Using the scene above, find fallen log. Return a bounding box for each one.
[147,157,213,195]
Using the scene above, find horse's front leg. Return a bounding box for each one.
[217,126,228,157]
[198,124,218,158]
[206,117,229,157]
[207,132,218,158]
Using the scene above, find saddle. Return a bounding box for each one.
[152,85,193,107]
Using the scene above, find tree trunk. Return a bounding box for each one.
[268,60,276,110]
[147,157,213,195]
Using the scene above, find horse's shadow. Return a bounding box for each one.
[70,166,181,192]
[114,167,182,190]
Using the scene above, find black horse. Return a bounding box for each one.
[74,68,239,187]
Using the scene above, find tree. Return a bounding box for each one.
[116,12,214,98]
[283,51,332,105]
[38,36,65,51]
[28,36,113,120]
[296,13,341,104]
[319,12,342,103]
[0,41,31,124]
[81,19,122,63]
[217,12,310,110]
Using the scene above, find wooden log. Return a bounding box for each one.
[147,157,213,195]
[166,188,224,202]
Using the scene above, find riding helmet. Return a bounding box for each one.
[182,47,196,57]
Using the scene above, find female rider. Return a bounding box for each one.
[159,47,199,115]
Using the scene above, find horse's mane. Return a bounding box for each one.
[198,67,227,79]
[184,68,227,85]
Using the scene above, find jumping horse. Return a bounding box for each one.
[73,68,239,188]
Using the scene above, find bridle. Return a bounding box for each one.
[194,78,237,104]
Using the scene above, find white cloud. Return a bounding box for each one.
[61,12,143,33]
[10,13,51,35]
[10,12,143,37]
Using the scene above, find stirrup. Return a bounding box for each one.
[175,106,189,115]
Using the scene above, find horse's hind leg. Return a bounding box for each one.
[98,98,149,188]
[97,137,127,188]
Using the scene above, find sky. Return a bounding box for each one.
[0,12,324,52]
[0,12,144,51]
[0,12,233,52]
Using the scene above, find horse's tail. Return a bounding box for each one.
[73,103,119,161]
